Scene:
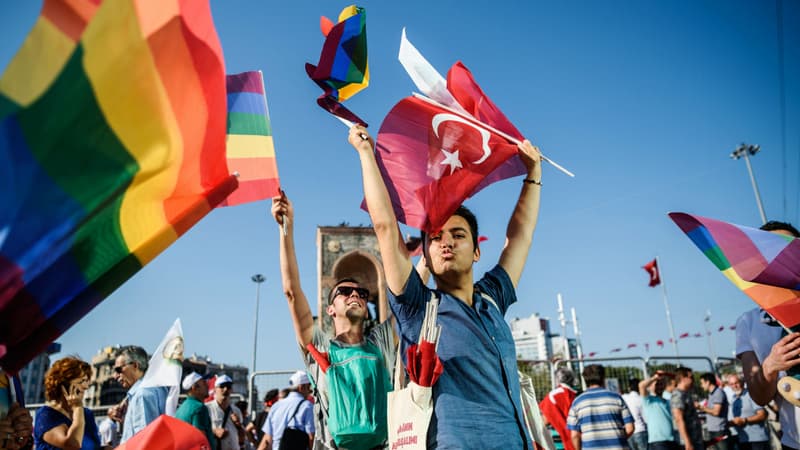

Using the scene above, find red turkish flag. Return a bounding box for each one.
[679,332,690,339]
[117,415,211,450]
[643,259,660,287]
[656,340,664,348]
[373,96,519,233]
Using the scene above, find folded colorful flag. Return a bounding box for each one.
[220,71,280,206]
[670,212,800,329]
[306,5,369,126]
[0,0,232,373]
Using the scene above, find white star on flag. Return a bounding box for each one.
[440,148,463,175]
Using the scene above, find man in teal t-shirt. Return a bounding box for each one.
[176,372,216,450]
[639,372,676,450]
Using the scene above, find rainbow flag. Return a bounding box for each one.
[220,71,280,206]
[669,212,800,329]
[305,5,369,126]
[0,0,234,373]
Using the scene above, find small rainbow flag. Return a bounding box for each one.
[221,71,280,206]
[669,212,800,329]
[0,0,233,373]
[305,5,369,126]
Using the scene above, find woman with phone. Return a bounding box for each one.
[33,357,100,449]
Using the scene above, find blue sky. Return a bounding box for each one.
[2,1,798,374]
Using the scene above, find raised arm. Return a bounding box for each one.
[498,140,542,286]
[349,126,413,294]
[271,192,315,350]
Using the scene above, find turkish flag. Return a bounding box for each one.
[117,415,211,450]
[374,95,520,233]
[656,340,664,347]
[643,259,660,287]
[679,332,690,339]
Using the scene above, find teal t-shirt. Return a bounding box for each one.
[175,396,216,450]
[642,395,675,443]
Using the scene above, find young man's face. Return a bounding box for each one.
[326,281,368,321]
[424,215,480,276]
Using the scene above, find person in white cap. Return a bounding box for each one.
[176,372,215,448]
[258,371,314,450]
[206,374,245,450]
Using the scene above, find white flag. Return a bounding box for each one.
[398,28,467,114]
[141,318,184,416]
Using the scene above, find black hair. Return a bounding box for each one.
[760,220,799,238]
[327,278,361,304]
[700,372,716,385]
[420,205,480,249]
[263,389,279,403]
[582,364,605,386]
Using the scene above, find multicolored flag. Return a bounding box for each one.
[373,95,521,232]
[306,5,369,126]
[0,0,233,373]
[643,259,661,287]
[220,71,280,206]
[669,212,800,329]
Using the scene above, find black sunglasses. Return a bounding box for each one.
[332,286,369,302]
[113,361,134,374]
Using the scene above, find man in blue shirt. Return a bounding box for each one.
[259,371,314,450]
[113,345,168,443]
[567,365,634,450]
[349,125,542,449]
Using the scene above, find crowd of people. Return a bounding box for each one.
[0,130,798,450]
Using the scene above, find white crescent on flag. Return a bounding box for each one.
[431,113,493,164]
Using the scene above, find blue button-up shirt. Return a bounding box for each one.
[121,379,169,442]
[389,265,532,449]
[263,391,315,449]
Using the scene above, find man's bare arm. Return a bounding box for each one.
[498,140,542,287]
[672,407,693,450]
[570,430,581,450]
[740,333,800,405]
[272,193,315,350]
[349,126,413,294]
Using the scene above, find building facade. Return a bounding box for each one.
[19,342,61,404]
[511,313,552,361]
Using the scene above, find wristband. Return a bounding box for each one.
[523,178,542,186]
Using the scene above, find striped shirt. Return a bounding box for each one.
[567,387,633,450]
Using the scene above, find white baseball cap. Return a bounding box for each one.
[289,370,309,386]
[182,372,204,390]
[215,374,233,386]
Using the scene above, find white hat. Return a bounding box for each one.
[289,370,309,386]
[215,374,233,386]
[182,372,204,391]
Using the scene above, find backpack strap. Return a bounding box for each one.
[288,399,306,427]
[480,291,500,313]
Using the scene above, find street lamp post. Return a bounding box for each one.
[250,274,265,408]
[730,143,767,225]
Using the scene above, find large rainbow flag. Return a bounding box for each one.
[669,212,800,329]
[0,0,234,373]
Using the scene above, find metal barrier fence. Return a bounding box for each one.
[520,355,743,402]
[248,370,297,419]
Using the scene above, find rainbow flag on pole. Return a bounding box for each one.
[669,212,800,329]
[0,0,233,373]
[220,71,280,206]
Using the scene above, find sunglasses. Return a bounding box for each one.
[113,361,134,374]
[331,286,369,302]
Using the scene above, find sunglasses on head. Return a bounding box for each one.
[332,286,369,302]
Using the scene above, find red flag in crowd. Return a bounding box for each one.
[117,415,210,450]
[679,332,690,339]
[627,343,637,349]
[643,259,661,287]
[204,376,216,402]
[656,340,664,348]
[373,94,521,232]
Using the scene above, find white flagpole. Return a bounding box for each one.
[412,93,575,178]
[571,307,586,389]
[657,256,680,359]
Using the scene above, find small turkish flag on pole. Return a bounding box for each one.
[643,259,661,287]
